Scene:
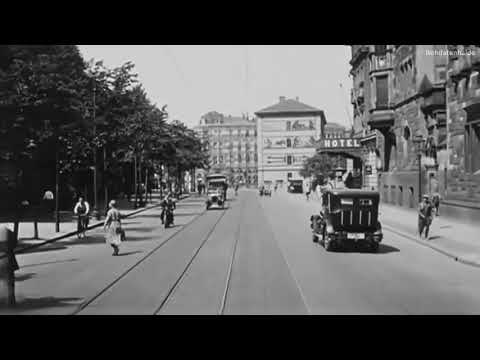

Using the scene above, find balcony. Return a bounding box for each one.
[368,108,395,131]
[370,53,393,73]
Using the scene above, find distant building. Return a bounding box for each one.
[254,96,326,188]
[324,122,348,138]
[194,111,258,186]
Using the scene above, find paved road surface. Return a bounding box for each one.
[3,189,480,314]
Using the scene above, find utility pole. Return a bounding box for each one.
[55,148,60,233]
[92,83,100,220]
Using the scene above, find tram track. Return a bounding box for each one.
[70,203,216,315]
[152,207,228,314]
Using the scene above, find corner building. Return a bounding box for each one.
[255,97,326,187]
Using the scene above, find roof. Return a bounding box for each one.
[325,122,346,130]
[255,98,323,116]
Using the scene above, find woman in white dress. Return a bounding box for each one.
[103,200,123,256]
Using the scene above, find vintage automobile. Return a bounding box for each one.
[310,189,383,252]
[287,179,303,193]
[263,181,272,196]
[205,174,227,210]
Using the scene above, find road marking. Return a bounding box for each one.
[219,195,244,315]
[258,197,312,315]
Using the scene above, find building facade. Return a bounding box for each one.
[445,45,480,204]
[194,111,258,186]
[255,97,326,187]
[349,45,448,208]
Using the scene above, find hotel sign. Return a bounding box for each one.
[319,138,361,149]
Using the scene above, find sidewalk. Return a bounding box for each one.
[307,192,480,266]
[0,191,189,253]
[379,204,480,267]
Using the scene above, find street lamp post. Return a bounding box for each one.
[413,135,426,204]
[92,84,100,220]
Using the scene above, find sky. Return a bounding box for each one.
[78,45,353,129]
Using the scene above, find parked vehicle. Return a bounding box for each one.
[310,189,383,252]
[206,174,227,210]
[288,180,303,193]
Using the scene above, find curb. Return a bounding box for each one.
[382,224,480,268]
[9,194,191,256]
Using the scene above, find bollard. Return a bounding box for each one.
[0,225,18,307]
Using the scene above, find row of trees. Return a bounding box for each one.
[0,45,208,237]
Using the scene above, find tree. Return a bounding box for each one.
[300,153,340,187]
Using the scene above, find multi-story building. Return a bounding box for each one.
[349,45,448,208]
[445,45,480,204]
[324,122,348,139]
[254,96,326,187]
[194,111,258,186]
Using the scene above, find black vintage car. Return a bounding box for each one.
[310,189,383,252]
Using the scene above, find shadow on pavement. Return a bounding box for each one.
[20,258,78,269]
[121,226,157,233]
[18,243,69,254]
[15,272,36,282]
[116,250,143,257]
[0,296,82,312]
[337,243,400,254]
[428,235,442,240]
[175,212,203,217]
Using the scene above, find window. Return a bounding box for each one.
[376,75,389,108]
[287,172,292,178]
[286,121,291,131]
[340,198,354,206]
[287,155,292,165]
[375,45,387,56]
[286,138,292,147]
[359,199,373,206]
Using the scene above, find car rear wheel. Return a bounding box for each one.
[312,234,318,243]
[370,242,379,253]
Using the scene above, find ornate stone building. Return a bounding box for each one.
[445,45,480,204]
[194,111,258,186]
[350,45,448,207]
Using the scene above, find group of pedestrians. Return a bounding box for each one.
[72,196,124,256]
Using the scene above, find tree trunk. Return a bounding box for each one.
[103,146,108,216]
[144,167,149,203]
[134,156,138,209]
[55,150,60,232]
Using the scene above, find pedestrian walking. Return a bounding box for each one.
[103,200,123,256]
[42,190,54,215]
[73,196,90,239]
[418,195,434,239]
[315,183,321,200]
[305,183,311,201]
[235,183,239,196]
[274,183,278,192]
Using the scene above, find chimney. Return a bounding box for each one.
[279,96,286,102]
